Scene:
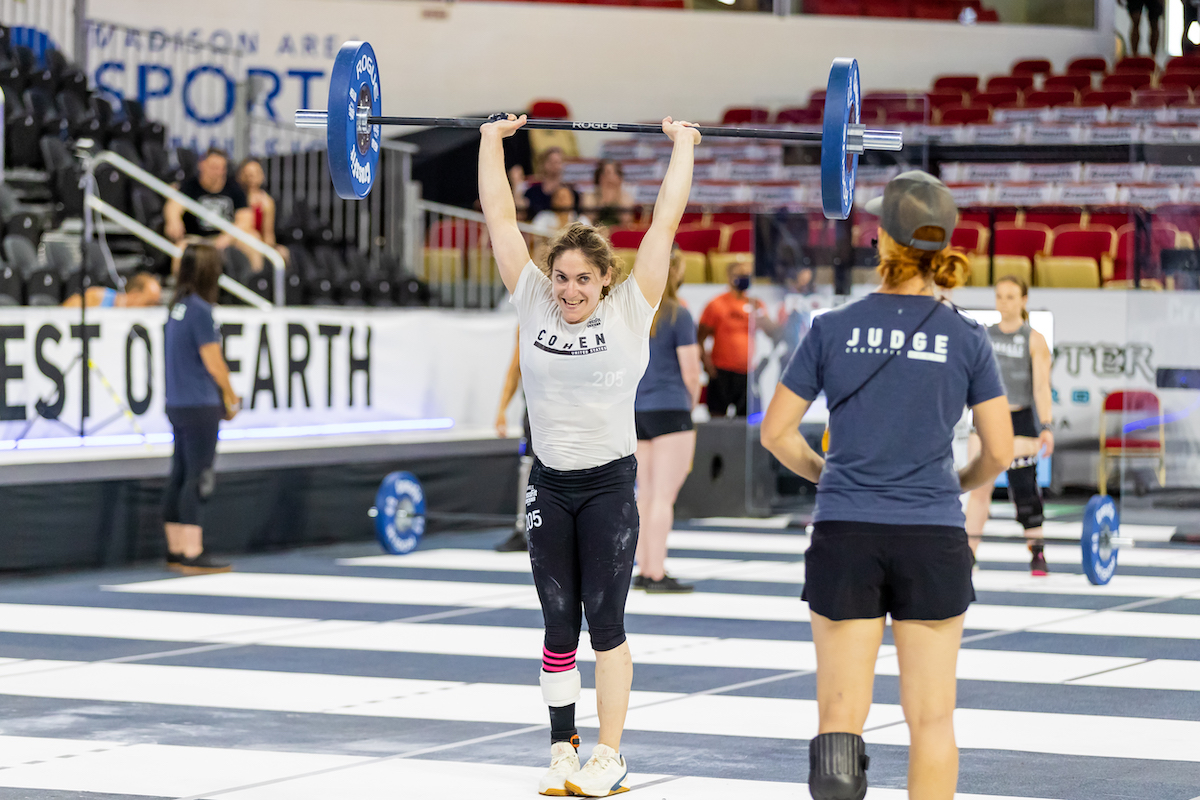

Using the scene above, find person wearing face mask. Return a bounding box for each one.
[697,256,779,417]
[480,112,698,798]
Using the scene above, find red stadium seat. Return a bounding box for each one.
[1154,203,1200,239]
[427,218,486,248]
[1024,90,1077,108]
[938,105,991,124]
[1044,73,1093,92]
[674,226,723,254]
[1166,55,1200,72]
[710,212,751,227]
[1087,206,1138,231]
[1024,208,1084,230]
[1111,222,1176,284]
[774,107,822,124]
[971,89,1021,107]
[808,0,863,14]
[862,0,910,16]
[530,100,570,119]
[1082,88,1134,107]
[885,108,928,123]
[976,7,1000,21]
[1012,58,1053,76]
[1102,72,1154,91]
[912,2,958,19]
[609,227,648,249]
[721,107,770,125]
[1067,56,1108,74]
[725,222,753,252]
[951,221,989,253]
[1159,71,1200,91]
[933,74,980,93]
[1115,56,1157,74]
[994,223,1052,259]
[1036,223,1117,287]
[986,74,1034,93]
[928,89,968,110]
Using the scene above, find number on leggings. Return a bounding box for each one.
[526,510,543,529]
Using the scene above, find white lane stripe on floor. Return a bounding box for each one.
[104,573,1200,636]
[0,661,1196,763]
[0,735,1058,800]
[342,549,1200,597]
[0,606,1189,686]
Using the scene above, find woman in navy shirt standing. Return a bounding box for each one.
[761,172,1013,800]
[633,246,702,593]
[163,243,241,574]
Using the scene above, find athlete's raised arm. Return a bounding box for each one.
[633,118,700,307]
[479,114,532,292]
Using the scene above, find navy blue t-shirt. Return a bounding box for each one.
[164,294,223,408]
[781,294,1005,527]
[636,304,698,412]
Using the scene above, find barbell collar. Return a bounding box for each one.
[292,108,903,152]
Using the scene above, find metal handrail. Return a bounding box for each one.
[417,199,556,237]
[86,196,271,311]
[92,151,286,306]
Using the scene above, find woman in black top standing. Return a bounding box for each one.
[163,244,241,574]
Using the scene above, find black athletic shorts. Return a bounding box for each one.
[635,409,694,440]
[1127,0,1163,17]
[802,520,975,621]
[1011,406,1039,438]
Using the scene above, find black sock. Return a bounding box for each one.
[549,704,577,746]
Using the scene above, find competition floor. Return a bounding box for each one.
[0,516,1198,799]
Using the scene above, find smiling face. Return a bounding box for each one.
[995,279,1026,322]
[238,159,264,192]
[551,249,610,324]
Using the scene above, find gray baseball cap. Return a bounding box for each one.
[863,170,957,251]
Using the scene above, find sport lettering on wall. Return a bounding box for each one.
[1054,342,1155,382]
[85,22,347,155]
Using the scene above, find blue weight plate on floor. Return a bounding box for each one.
[374,471,426,555]
[1081,494,1120,585]
[327,40,382,200]
[820,57,860,221]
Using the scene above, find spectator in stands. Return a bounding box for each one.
[163,148,260,272]
[162,244,240,575]
[698,256,779,417]
[580,160,634,229]
[531,185,589,233]
[1126,0,1163,56]
[524,147,575,220]
[236,158,290,264]
[509,164,531,220]
[62,273,162,308]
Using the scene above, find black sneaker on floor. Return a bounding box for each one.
[166,551,182,567]
[632,575,648,590]
[172,552,232,575]
[1030,548,1048,576]
[495,529,528,552]
[643,574,694,594]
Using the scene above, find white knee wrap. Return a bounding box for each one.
[539,667,581,708]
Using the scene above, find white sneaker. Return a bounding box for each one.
[564,743,630,797]
[538,740,580,797]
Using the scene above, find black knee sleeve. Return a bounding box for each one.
[1006,457,1044,529]
[809,732,869,800]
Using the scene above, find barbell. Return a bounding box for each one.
[294,40,904,219]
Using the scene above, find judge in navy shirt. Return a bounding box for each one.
[761,172,1013,800]
[162,244,241,575]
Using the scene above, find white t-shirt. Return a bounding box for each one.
[510,260,657,471]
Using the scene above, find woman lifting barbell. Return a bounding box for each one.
[761,171,1013,800]
[964,275,1055,575]
[479,113,698,797]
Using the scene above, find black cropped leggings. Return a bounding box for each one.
[527,455,639,654]
[163,405,223,527]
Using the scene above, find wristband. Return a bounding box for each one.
[1039,421,1053,433]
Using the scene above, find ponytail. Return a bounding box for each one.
[876,227,970,290]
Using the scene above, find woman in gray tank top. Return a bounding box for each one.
[965,276,1055,574]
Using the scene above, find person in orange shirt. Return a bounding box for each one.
[697,257,778,417]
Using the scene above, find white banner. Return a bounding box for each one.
[0,307,515,444]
